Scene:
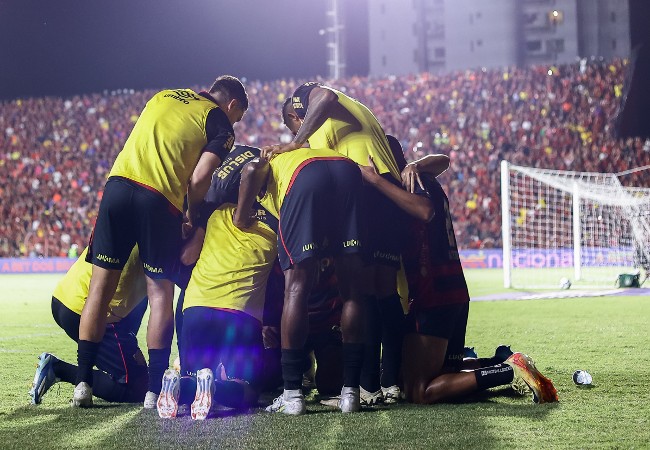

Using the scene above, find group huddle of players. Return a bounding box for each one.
[29,75,558,420]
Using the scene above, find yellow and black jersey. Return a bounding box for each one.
[258,147,348,219]
[53,246,147,322]
[109,89,234,212]
[199,144,278,233]
[183,204,277,323]
[291,82,400,180]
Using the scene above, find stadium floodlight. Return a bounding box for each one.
[501,161,650,289]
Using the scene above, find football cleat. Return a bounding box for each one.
[157,369,180,418]
[381,385,401,404]
[463,347,478,358]
[191,368,214,421]
[143,391,158,409]
[505,353,559,404]
[29,352,60,405]
[71,382,93,408]
[360,386,384,406]
[338,387,361,413]
[494,344,515,363]
[264,390,306,415]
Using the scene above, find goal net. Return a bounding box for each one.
[501,161,650,289]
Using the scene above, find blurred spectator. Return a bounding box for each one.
[1,59,648,257]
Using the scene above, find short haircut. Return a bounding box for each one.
[209,75,249,111]
[386,134,407,172]
[281,97,293,124]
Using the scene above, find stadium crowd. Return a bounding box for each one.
[2,58,649,257]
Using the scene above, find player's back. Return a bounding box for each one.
[260,147,349,218]
[53,246,147,322]
[109,89,223,212]
[308,88,400,180]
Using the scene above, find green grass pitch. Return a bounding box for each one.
[0,270,648,449]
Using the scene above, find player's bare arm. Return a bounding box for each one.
[360,156,434,222]
[234,158,270,228]
[402,154,451,193]
[187,152,223,226]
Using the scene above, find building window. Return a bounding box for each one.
[382,55,387,67]
[547,38,564,53]
[612,39,617,50]
[526,40,542,52]
[434,47,445,58]
[611,11,616,22]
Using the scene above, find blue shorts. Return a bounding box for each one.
[180,307,264,387]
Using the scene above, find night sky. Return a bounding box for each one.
[0,0,369,100]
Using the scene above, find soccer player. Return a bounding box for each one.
[359,144,559,405]
[29,246,149,405]
[157,144,279,420]
[75,76,248,408]
[235,147,366,414]
[266,87,405,405]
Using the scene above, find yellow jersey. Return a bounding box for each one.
[109,89,234,212]
[183,204,277,323]
[258,147,348,219]
[291,82,400,180]
[53,246,147,323]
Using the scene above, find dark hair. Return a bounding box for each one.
[209,75,249,110]
[280,96,293,124]
[386,134,407,171]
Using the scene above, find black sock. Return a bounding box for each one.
[342,343,364,388]
[76,340,100,386]
[281,349,307,391]
[476,356,503,367]
[360,296,381,392]
[148,348,171,394]
[53,359,77,384]
[378,293,404,388]
[474,364,514,390]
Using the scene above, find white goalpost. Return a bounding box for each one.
[501,161,650,289]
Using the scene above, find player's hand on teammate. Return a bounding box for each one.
[232,207,255,229]
[262,326,280,349]
[401,162,425,193]
[180,226,205,265]
[261,141,302,160]
[359,155,381,185]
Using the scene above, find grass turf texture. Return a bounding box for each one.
[1,270,648,449]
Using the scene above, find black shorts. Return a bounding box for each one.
[278,160,363,270]
[87,177,183,279]
[405,302,468,372]
[51,297,148,384]
[180,307,264,387]
[362,174,406,268]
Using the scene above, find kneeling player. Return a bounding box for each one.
[235,147,366,415]
[29,246,149,405]
[359,145,559,405]
[157,145,278,420]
